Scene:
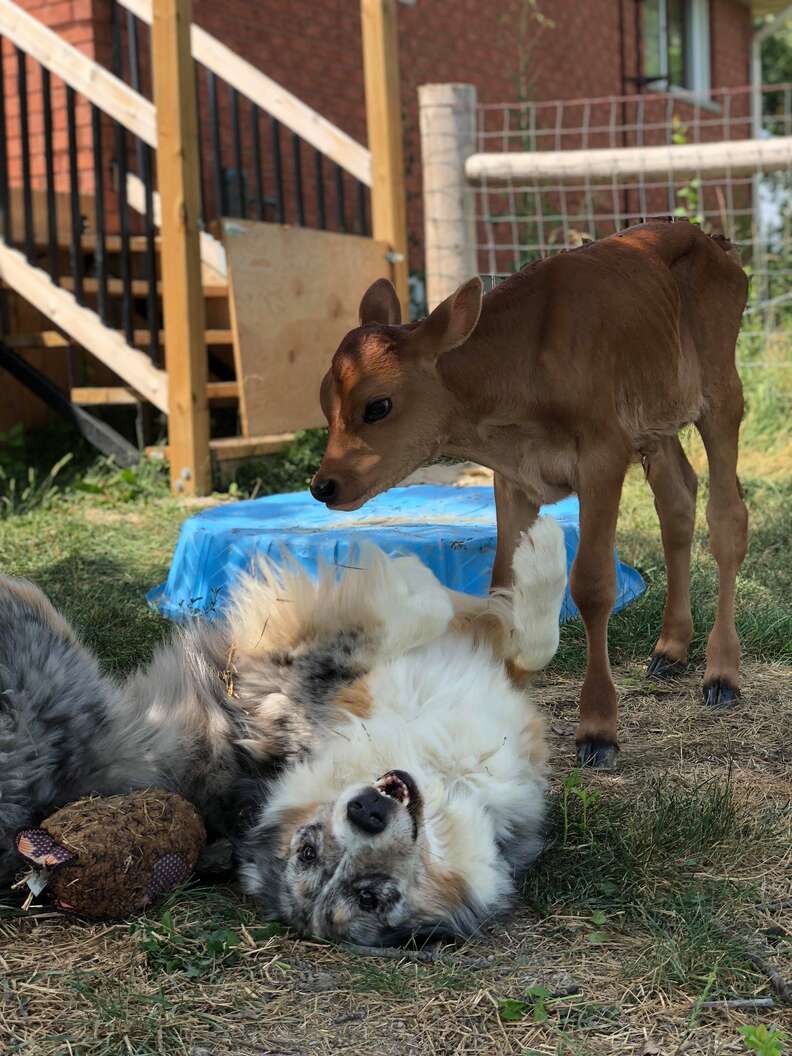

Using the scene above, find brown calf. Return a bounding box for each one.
[311,220,749,768]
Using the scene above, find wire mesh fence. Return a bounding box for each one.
[472,85,792,367]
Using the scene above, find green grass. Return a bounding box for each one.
[2,421,790,677]
[0,455,179,672]
[132,888,280,979]
[555,470,792,672]
[523,773,772,993]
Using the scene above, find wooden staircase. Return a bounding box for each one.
[0,0,406,494]
[3,230,297,468]
[2,229,259,457]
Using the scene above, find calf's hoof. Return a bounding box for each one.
[702,678,740,709]
[647,652,688,680]
[576,739,619,770]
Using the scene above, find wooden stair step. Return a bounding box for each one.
[60,276,228,298]
[8,329,234,348]
[146,433,295,464]
[209,434,295,461]
[71,386,139,406]
[72,382,238,406]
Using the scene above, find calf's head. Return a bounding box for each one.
[311,276,483,510]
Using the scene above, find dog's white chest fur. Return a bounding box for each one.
[271,632,547,904]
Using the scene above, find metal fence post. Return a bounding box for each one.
[418,83,478,311]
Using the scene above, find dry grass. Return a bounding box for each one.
[1,661,789,1056]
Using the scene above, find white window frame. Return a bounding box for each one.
[685,0,711,99]
[647,0,711,102]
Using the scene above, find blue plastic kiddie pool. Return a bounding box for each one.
[148,484,645,624]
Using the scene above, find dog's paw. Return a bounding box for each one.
[513,517,568,590]
[511,517,567,673]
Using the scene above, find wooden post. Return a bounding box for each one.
[151,0,210,495]
[360,0,409,318]
[418,83,478,311]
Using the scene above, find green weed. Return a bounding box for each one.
[740,1025,789,1056]
[132,890,279,979]
[232,428,328,497]
[71,456,170,504]
[560,770,601,844]
[499,987,552,1023]
[0,452,73,517]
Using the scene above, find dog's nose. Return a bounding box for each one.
[310,477,337,503]
[347,789,393,836]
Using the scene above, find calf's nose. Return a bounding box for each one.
[310,476,337,503]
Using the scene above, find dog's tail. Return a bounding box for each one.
[226,543,454,665]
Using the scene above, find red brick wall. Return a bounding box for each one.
[4,0,106,196]
[711,0,752,87]
[7,0,755,265]
[186,0,632,263]
[185,0,752,268]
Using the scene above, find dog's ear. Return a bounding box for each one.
[359,278,402,326]
[410,277,483,357]
[235,812,287,917]
[381,897,487,948]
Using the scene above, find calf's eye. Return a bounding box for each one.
[363,397,392,424]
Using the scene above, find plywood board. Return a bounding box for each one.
[223,220,391,436]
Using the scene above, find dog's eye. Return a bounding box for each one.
[358,890,378,912]
[298,844,317,864]
[363,397,392,424]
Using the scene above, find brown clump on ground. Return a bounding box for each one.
[18,788,206,920]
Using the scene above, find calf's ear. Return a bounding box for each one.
[412,277,483,357]
[359,278,402,326]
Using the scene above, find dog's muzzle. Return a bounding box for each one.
[346,771,423,839]
[346,787,395,835]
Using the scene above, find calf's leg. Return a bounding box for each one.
[645,435,698,678]
[695,388,748,707]
[490,472,539,589]
[571,452,628,769]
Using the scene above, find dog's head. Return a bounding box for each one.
[239,768,487,946]
[310,276,484,512]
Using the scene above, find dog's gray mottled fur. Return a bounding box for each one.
[0,573,374,888]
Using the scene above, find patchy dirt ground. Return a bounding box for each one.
[1,457,789,1054]
[1,660,789,1056]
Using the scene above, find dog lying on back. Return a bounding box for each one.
[0,519,566,944]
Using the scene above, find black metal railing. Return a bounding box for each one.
[110,0,159,364]
[17,47,33,263]
[90,102,108,321]
[111,1,371,236]
[0,36,162,371]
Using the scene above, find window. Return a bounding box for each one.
[643,0,710,98]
